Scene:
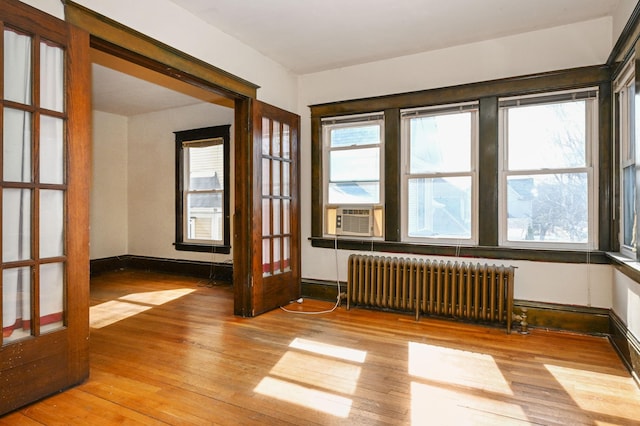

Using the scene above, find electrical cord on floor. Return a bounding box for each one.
[280,236,342,315]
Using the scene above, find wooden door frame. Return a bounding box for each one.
[63,2,258,316]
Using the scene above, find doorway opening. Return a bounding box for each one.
[90,49,236,288]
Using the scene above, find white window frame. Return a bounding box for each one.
[498,88,599,250]
[400,102,479,245]
[322,112,384,237]
[615,59,636,258]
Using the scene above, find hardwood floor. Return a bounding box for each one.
[2,270,640,425]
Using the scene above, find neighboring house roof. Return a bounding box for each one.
[188,174,222,209]
[190,174,221,190]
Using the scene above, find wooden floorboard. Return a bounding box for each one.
[2,270,640,425]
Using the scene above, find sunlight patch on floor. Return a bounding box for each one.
[289,337,367,363]
[255,376,352,418]
[410,381,527,425]
[544,363,640,422]
[408,341,513,395]
[270,351,361,395]
[254,338,367,418]
[90,288,195,328]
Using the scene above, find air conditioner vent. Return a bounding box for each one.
[336,207,373,237]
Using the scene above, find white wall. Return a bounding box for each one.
[90,111,128,259]
[613,270,640,336]
[298,18,615,307]
[127,102,234,263]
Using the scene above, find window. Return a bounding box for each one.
[498,89,598,249]
[175,125,230,253]
[322,113,384,236]
[310,66,608,261]
[616,61,637,258]
[401,103,478,244]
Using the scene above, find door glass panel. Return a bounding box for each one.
[273,121,281,157]
[282,161,290,197]
[39,262,64,334]
[3,189,31,262]
[282,124,290,159]
[3,108,32,183]
[2,267,32,345]
[273,237,281,273]
[40,190,64,258]
[4,29,32,105]
[283,237,291,272]
[262,238,271,276]
[273,199,281,235]
[262,158,271,195]
[262,117,271,155]
[283,200,291,234]
[272,160,281,196]
[262,198,270,236]
[40,115,64,184]
[40,41,64,112]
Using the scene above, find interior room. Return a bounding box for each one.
[2,0,640,423]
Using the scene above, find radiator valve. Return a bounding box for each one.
[512,307,529,335]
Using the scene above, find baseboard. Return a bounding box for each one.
[90,255,233,283]
[301,278,344,301]
[302,278,610,335]
[609,311,640,387]
[513,300,610,335]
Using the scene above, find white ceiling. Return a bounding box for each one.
[168,0,621,74]
[94,0,622,116]
[92,64,203,116]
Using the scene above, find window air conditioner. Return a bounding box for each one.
[336,207,373,237]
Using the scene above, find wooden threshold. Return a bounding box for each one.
[2,270,639,425]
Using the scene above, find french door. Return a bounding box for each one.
[235,100,300,316]
[0,0,90,415]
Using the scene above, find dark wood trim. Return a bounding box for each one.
[478,96,499,246]
[174,124,231,253]
[599,80,614,251]
[174,243,231,254]
[610,254,640,283]
[310,65,610,117]
[301,278,344,302]
[609,310,640,386]
[513,300,610,335]
[302,278,611,335]
[62,1,258,99]
[90,255,233,282]
[310,237,609,264]
[310,65,610,255]
[612,91,622,252]
[384,108,401,241]
[607,0,640,72]
[311,116,323,238]
[233,97,253,316]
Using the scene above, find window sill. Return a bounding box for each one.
[174,242,231,254]
[607,252,640,283]
[309,237,608,264]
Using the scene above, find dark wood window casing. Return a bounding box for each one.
[310,65,612,264]
[175,125,231,254]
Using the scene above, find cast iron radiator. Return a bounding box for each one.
[346,254,515,332]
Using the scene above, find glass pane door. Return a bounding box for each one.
[261,118,293,277]
[2,28,66,345]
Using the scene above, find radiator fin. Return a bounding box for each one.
[347,255,515,332]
